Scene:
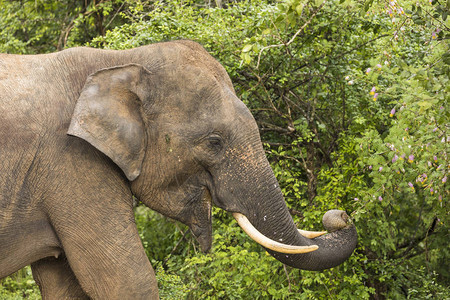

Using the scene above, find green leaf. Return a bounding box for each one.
[364,0,374,12]
[417,101,433,111]
[242,44,253,53]
[241,52,251,64]
[315,0,324,6]
[443,53,450,65]
[296,4,304,15]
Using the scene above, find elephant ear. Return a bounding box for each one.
[68,64,151,181]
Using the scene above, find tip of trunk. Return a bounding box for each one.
[255,208,358,271]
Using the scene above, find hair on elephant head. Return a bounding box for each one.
[0,40,357,299]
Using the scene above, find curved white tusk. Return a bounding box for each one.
[233,213,319,254]
[298,229,327,239]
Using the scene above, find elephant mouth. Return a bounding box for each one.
[232,213,324,254]
[190,222,212,253]
[188,187,213,253]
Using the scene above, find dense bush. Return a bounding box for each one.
[1,0,448,299]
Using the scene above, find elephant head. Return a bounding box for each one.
[68,41,357,270]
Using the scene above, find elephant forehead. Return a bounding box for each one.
[166,90,253,134]
[160,64,220,90]
[155,73,230,115]
[147,63,257,137]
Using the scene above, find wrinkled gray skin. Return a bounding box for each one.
[0,41,357,299]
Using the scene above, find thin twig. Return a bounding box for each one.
[283,264,292,293]
[105,1,126,29]
[162,228,190,267]
[256,0,328,69]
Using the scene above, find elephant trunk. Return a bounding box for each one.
[239,169,357,270]
[215,141,358,271]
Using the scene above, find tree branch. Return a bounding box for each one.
[256,0,328,69]
[393,217,438,260]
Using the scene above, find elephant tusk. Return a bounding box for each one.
[298,229,327,239]
[233,213,319,254]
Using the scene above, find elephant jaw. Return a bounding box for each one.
[190,223,212,253]
[233,213,321,254]
[189,187,213,253]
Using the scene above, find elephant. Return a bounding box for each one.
[0,40,357,299]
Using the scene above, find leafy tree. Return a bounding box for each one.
[0,0,139,54]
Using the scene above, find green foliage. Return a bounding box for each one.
[0,0,63,53]
[155,265,190,299]
[134,205,184,262]
[0,0,136,54]
[0,267,40,300]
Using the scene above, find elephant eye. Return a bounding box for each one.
[206,134,223,153]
